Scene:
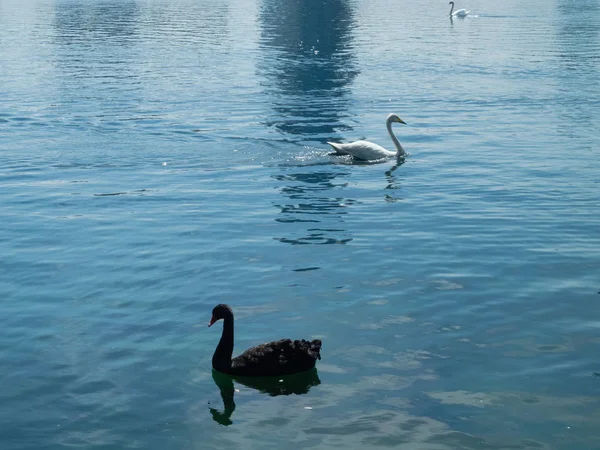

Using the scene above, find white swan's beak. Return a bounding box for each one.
[397,117,406,124]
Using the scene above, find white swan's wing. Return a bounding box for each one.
[328,140,394,161]
[327,141,351,155]
[453,8,469,16]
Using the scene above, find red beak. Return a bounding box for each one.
[208,315,216,327]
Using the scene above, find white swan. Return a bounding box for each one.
[449,1,470,17]
[328,114,406,161]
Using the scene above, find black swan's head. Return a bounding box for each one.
[208,304,233,327]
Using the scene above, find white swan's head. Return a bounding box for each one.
[387,114,406,125]
[449,1,454,5]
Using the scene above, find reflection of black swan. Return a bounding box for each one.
[210,368,321,426]
[208,304,322,376]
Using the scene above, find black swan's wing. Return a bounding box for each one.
[230,339,322,376]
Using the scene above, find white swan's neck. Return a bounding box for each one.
[386,117,405,156]
[449,2,454,15]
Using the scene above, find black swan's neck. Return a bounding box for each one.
[213,315,234,372]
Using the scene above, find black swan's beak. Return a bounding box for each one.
[208,316,216,327]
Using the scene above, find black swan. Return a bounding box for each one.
[208,304,322,376]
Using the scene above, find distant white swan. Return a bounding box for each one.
[449,1,470,17]
[327,114,406,161]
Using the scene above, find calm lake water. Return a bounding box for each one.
[2,0,600,448]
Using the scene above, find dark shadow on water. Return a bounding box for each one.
[51,0,142,129]
[53,0,139,44]
[51,0,230,136]
[209,368,321,426]
[272,170,355,245]
[554,0,599,136]
[258,0,358,143]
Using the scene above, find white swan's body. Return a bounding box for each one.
[328,114,406,161]
[449,1,470,17]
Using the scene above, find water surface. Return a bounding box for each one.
[1,0,600,448]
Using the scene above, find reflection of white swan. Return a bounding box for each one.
[449,1,469,17]
[328,114,406,161]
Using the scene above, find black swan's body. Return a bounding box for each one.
[208,304,322,376]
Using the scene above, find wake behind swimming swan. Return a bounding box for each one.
[328,114,407,161]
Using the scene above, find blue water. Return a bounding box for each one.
[2,0,600,448]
